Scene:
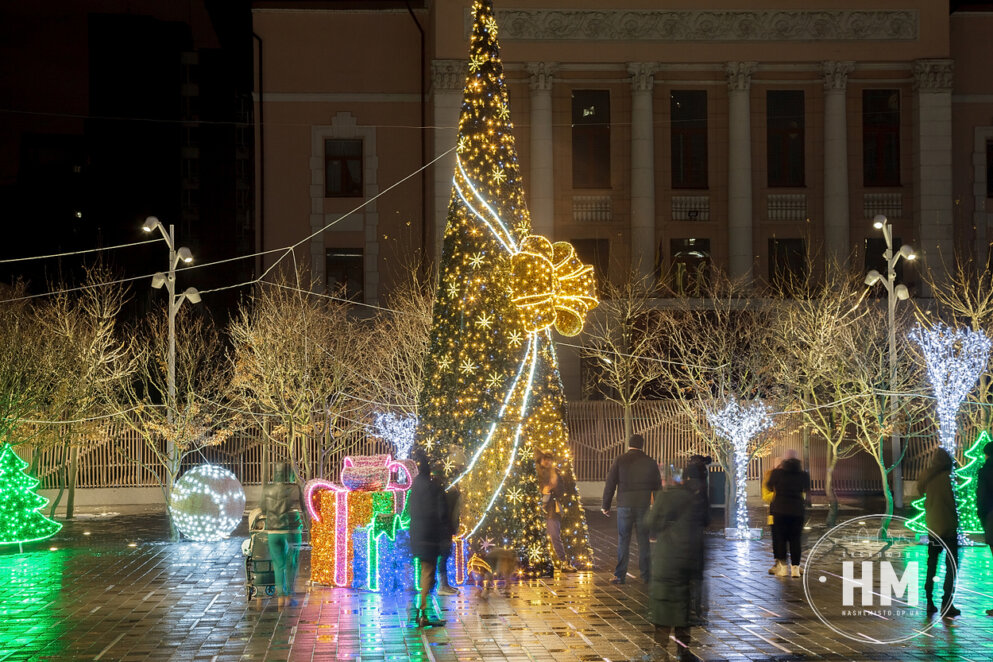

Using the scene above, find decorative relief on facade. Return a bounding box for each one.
[526,62,558,91]
[913,59,954,93]
[487,10,917,42]
[725,62,756,92]
[863,192,903,220]
[823,61,855,91]
[627,62,658,92]
[767,194,807,221]
[572,196,613,223]
[431,60,468,92]
[671,196,710,221]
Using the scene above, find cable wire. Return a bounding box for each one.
[0,237,164,264]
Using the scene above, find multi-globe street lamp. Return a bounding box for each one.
[141,216,200,426]
[864,213,916,508]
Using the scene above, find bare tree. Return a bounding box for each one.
[769,264,868,526]
[847,302,927,534]
[924,257,993,430]
[579,270,668,442]
[0,283,48,453]
[228,272,374,482]
[111,306,234,539]
[657,271,781,519]
[33,266,135,519]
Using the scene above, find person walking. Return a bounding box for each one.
[643,466,705,661]
[977,441,993,616]
[762,456,782,575]
[602,434,661,584]
[682,455,711,622]
[408,450,448,627]
[538,450,578,573]
[766,449,809,578]
[260,462,305,609]
[919,447,960,617]
[437,446,466,595]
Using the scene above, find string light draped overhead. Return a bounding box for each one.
[414,0,596,575]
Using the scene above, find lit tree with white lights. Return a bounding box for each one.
[415,0,597,575]
[909,323,991,458]
[705,400,773,534]
[907,323,991,538]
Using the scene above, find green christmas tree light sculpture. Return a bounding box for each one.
[415,0,597,576]
[0,444,62,546]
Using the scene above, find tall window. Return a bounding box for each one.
[670,238,711,295]
[326,248,363,300]
[324,139,363,197]
[570,238,609,294]
[572,90,610,189]
[987,140,993,198]
[767,91,805,187]
[863,90,900,187]
[671,90,708,189]
[768,238,807,290]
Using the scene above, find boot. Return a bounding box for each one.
[416,608,446,627]
[790,564,801,578]
[437,568,459,595]
[774,560,788,577]
[941,601,961,618]
[768,562,778,575]
[926,597,938,616]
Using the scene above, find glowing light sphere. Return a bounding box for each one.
[169,464,246,542]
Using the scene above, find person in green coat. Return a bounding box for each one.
[918,447,960,618]
[642,465,705,661]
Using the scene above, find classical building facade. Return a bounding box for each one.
[252,0,993,396]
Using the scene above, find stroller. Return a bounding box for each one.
[243,509,277,601]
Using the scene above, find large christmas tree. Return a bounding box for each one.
[416,0,596,576]
[0,444,62,545]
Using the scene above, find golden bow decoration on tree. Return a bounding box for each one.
[510,235,599,337]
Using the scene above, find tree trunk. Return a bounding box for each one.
[48,441,68,518]
[825,458,838,528]
[65,445,79,520]
[877,454,895,538]
[166,443,179,541]
[622,403,633,446]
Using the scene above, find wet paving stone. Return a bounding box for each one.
[1,508,992,660]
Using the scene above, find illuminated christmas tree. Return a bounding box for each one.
[908,431,990,536]
[0,444,62,546]
[415,0,597,575]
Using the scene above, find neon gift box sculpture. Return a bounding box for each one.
[306,455,412,587]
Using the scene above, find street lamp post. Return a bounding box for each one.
[141,216,200,427]
[864,214,916,509]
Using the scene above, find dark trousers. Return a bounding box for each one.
[925,537,959,606]
[771,514,803,565]
[546,516,566,562]
[267,530,302,597]
[615,506,650,582]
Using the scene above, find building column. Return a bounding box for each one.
[526,62,557,239]
[629,62,658,278]
[430,59,467,265]
[823,61,854,268]
[726,62,756,281]
[913,59,955,289]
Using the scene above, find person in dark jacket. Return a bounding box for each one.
[682,455,711,622]
[977,441,993,617]
[643,465,705,661]
[766,450,810,578]
[437,446,466,595]
[919,447,960,617]
[602,434,662,584]
[408,450,448,627]
[538,450,577,572]
[260,462,305,608]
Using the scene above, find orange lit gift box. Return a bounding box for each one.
[305,455,412,587]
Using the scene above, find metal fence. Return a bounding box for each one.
[13,400,967,494]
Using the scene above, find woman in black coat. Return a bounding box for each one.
[408,450,448,627]
[918,447,960,617]
[766,451,810,578]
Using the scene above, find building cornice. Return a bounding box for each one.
[484,9,918,42]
